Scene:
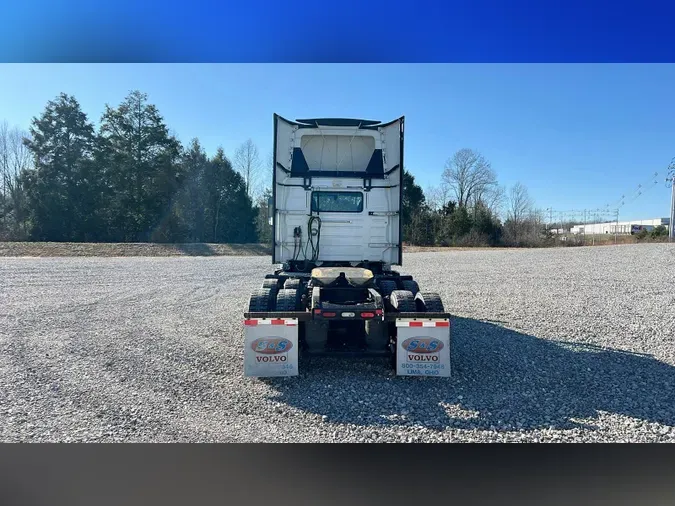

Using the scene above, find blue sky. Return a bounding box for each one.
[1,64,673,222]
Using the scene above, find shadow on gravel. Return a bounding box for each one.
[263,317,675,431]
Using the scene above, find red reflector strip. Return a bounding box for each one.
[396,320,450,328]
[361,312,375,318]
[244,319,298,326]
[323,312,336,317]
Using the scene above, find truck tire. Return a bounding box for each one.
[378,280,398,297]
[262,278,279,290]
[275,289,298,312]
[261,278,279,303]
[248,288,273,312]
[389,290,416,312]
[283,278,302,290]
[415,292,445,313]
[401,280,420,296]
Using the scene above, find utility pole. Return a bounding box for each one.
[583,209,587,244]
[549,208,553,231]
[667,159,675,242]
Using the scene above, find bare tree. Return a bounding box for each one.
[0,121,32,237]
[258,149,273,196]
[0,121,12,197]
[483,184,506,219]
[267,149,274,171]
[442,149,497,209]
[424,184,448,212]
[233,139,261,200]
[506,182,534,244]
[507,182,532,223]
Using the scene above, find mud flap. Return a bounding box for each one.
[244,318,299,377]
[395,319,450,377]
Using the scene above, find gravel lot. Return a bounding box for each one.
[1,243,674,442]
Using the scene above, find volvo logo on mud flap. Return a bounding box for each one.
[256,355,288,363]
[401,337,444,354]
[407,354,439,362]
[251,338,293,355]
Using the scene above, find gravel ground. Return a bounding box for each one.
[1,243,674,442]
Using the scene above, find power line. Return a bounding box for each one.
[546,170,663,226]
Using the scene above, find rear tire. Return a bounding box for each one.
[248,288,273,312]
[262,278,279,290]
[261,278,279,305]
[415,292,445,313]
[283,278,302,290]
[389,290,416,312]
[401,280,420,296]
[378,280,398,299]
[275,289,299,312]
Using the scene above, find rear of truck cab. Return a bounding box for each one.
[243,114,451,378]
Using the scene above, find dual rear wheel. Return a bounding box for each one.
[247,278,303,312]
[378,280,446,363]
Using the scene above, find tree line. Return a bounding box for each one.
[1,91,547,247]
[403,149,548,247]
[0,91,271,244]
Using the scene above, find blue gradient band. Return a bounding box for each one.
[2,0,674,62]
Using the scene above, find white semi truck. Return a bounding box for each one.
[243,115,451,378]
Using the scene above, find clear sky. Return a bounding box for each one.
[1,64,673,222]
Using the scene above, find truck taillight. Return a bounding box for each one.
[322,312,336,317]
[361,312,375,318]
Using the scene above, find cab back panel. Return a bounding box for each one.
[272,115,403,266]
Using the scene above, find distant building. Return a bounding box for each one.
[570,218,670,235]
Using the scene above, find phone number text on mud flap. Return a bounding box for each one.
[400,363,445,370]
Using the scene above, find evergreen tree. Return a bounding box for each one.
[203,148,256,243]
[402,169,425,224]
[471,200,501,245]
[254,187,273,245]
[22,93,99,241]
[98,90,182,242]
[402,169,426,243]
[176,138,209,241]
